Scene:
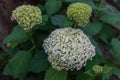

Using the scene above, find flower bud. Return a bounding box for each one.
[7,42,18,48]
[92,65,103,74]
[67,2,92,27]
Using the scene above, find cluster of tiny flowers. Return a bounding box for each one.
[67,2,92,27]
[11,5,42,31]
[43,28,95,71]
[92,65,103,74]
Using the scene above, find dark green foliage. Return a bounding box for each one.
[44,68,68,80]
[111,38,120,58]
[82,22,103,36]
[100,11,120,25]
[1,0,120,80]
[29,51,50,73]
[3,51,32,79]
[3,26,28,45]
[51,15,67,27]
[45,0,62,16]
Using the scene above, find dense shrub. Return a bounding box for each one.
[1,0,120,80]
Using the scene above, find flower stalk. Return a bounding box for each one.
[29,31,37,52]
[94,0,104,21]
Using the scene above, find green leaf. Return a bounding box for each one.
[103,66,113,74]
[5,48,18,56]
[100,11,120,25]
[103,4,117,13]
[29,51,50,73]
[112,67,120,78]
[35,21,56,30]
[44,68,68,80]
[84,70,95,77]
[102,66,113,80]
[34,14,49,30]
[98,26,116,44]
[38,4,45,13]
[76,73,93,80]
[88,36,103,56]
[43,15,49,22]
[35,33,48,49]
[40,14,49,26]
[111,38,120,58]
[3,26,28,45]
[81,22,103,36]
[51,15,67,27]
[45,0,62,16]
[85,55,104,70]
[3,51,32,79]
[63,18,74,27]
[102,74,111,80]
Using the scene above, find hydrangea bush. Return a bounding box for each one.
[1,0,120,80]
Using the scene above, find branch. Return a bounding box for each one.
[112,25,120,30]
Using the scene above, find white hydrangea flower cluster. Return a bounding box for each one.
[43,28,95,71]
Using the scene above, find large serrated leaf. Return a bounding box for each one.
[111,38,120,58]
[81,22,103,36]
[3,26,28,45]
[100,11,120,25]
[29,51,50,73]
[103,66,113,74]
[90,37,103,57]
[3,51,32,79]
[45,0,62,16]
[44,68,68,80]
[76,73,93,80]
[112,67,120,79]
[51,15,67,27]
[63,18,74,27]
[102,66,113,80]
[98,26,116,44]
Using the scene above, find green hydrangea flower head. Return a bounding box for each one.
[11,5,42,31]
[67,2,92,27]
[92,65,103,74]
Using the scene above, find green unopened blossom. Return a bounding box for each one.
[92,65,103,74]
[43,27,95,71]
[7,42,18,48]
[67,2,92,27]
[11,5,42,31]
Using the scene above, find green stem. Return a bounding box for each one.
[29,46,35,52]
[29,31,37,52]
[73,23,78,29]
[94,0,104,21]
